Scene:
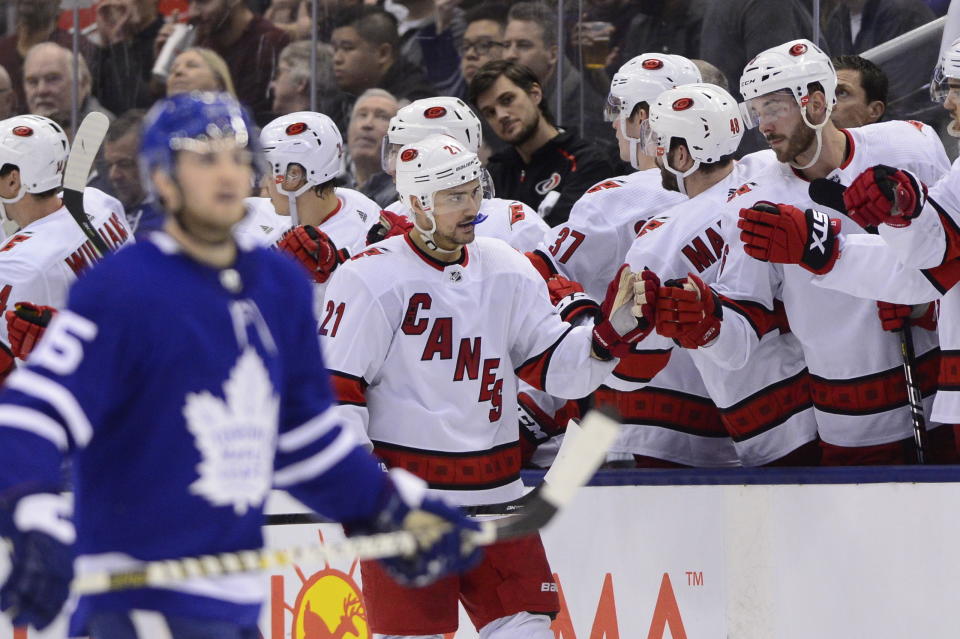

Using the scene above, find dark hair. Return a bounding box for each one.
[106,109,146,144]
[465,2,509,28]
[668,138,733,173]
[506,2,558,48]
[832,55,888,105]
[468,59,554,124]
[332,6,400,52]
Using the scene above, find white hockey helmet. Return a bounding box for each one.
[740,39,836,169]
[395,133,483,252]
[259,111,343,224]
[382,97,483,173]
[0,115,69,204]
[932,38,960,101]
[642,83,744,195]
[605,54,701,169]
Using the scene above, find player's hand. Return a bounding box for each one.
[738,201,840,274]
[655,273,722,348]
[591,265,655,360]
[876,301,937,332]
[0,492,74,631]
[347,469,482,587]
[366,210,414,246]
[546,275,602,325]
[277,225,347,284]
[6,303,56,360]
[843,165,926,229]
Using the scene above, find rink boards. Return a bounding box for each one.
[6,467,960,638]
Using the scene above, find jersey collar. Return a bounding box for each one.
[403,232,469,271]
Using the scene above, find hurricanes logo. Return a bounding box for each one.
[290,559,369,639]
[535,172,562,195]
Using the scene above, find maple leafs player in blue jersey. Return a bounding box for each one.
[0,92,481,638]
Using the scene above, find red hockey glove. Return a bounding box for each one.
[277,225,347,284]
[843,165,926,229]
[0,341,14,383]
[738,201,840,275]
[590,265,657,360]
[546,275,602,324]
[876,301,937,332]
[366,210,414,246]
[655,273,722,348]
[6,303,56,360]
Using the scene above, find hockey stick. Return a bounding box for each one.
[807,180,928,462]
[62,112,111,258]
[264,418,587,524]
[71,409,619,595]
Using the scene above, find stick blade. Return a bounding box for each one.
[64,112,110,192]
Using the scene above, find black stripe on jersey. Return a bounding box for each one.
[371,439,519,457]
[719,298,767,341]
[515,325,574,391]
[329,369,368,406]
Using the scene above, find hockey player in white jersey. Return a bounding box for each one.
[371,96,549,253]
[0,114,133,368]
[321,134,652,638]
[253,111,380,286]
[618,83,817,467]
[0,93,482,636]
[655,39,953,465]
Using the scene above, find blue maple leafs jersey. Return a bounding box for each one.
[0,233,386,632]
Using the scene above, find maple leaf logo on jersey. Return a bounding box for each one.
[183,347,280,515]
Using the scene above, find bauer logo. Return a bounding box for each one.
[535,172,562,195]
[291,567,369,639]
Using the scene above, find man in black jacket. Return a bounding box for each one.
[469,60,616,225]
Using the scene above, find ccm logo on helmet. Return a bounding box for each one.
[12,126,32,137]
[642,58,663,70]
[424,106,447,119]
[789,43,808,56]
[285,122,308,135]
[672,98,694,111]
[400,148,419,162]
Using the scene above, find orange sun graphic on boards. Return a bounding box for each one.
[283,531,370,639]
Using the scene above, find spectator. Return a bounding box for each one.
[93,0,164,115]
[263,0,312,39]
[504,2,608,141]
[617,0,705,66]
[387,0,467,96]
[344,88,399,207]
[824,0,938,119]
[0,0,97,114]
[699,0,814,101]
[157,0,290,124]
[693,58,729,90]
[102,109,164,238]
[270,40,347,126]
[165,47,236,96]
[831,54,888,128]
[469,60,616,225]
[331,6,433,105]
[23,43,114,136]
[460,2,508,86]
[0,65,14,120]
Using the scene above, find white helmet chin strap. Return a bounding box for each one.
[620,117,643,170]
[280,180,314,226]
[412,198,458,255]
[663,156,701,196]
[789,102,833,171]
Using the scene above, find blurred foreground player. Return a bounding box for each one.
[0,92,481,637]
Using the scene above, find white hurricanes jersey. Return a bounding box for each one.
[0,187,134,345]
[620,158,815,466]
[704,121,949,447]
[384,196,548,253]
[236,197,291,246]
[320,235,616,506]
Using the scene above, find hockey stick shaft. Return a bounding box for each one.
[71,409,619,595]
[899,323,928,464]
[62,112,111,257]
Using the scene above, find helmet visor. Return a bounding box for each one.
[742,91,797,129]
[604,93,625,122]
[636,119,661,157]
[380,138,405,175]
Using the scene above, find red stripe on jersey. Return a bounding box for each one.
[526,249,557,281]
[810,349,939,416]
[920,200,960,292]
[594,387,726,437]
[720,297,789,340]
[516,326,573,391]
[939,350,960,390]
[372,440,521,490]
[330,371,367,406]
[610,349,672,383]
[719,369,812,441]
